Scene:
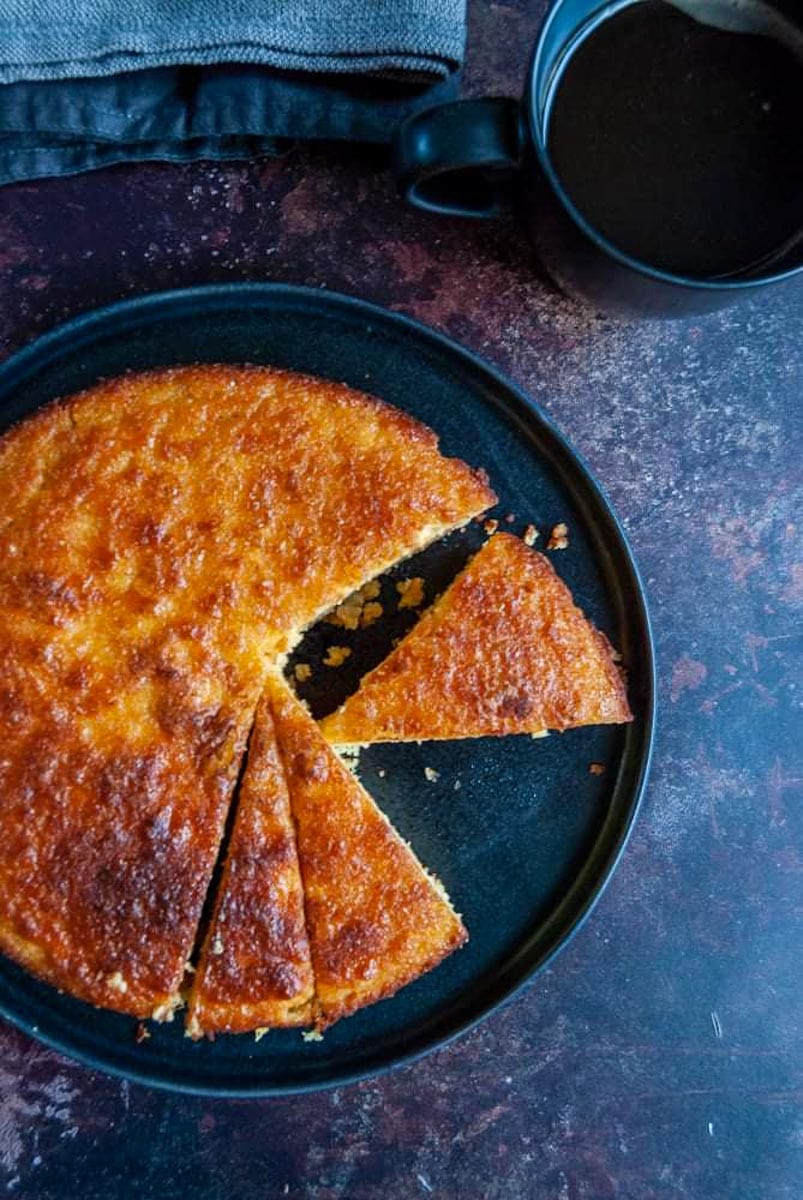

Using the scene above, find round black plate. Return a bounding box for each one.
[0,284,654,1095]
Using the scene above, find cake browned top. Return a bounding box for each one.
[0,365,493,1015]
[267,674,467,1029]
[319,533,632,745]
[187,695,314,1038]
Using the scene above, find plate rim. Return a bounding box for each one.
[0,282,656,1096]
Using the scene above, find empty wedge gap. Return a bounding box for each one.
[285,523,487,720]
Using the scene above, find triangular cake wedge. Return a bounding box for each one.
[0,365,492,1016]
[319,533,632,744]
[266,674,466,1028]
[186,697,314,1038]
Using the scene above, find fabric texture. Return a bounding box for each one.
[0,0,466,83]
[0,0,466,184]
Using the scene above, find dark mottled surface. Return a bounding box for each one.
[0,2,801,1197]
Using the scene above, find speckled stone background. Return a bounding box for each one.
[0,2,801,1197]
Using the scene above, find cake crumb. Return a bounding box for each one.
[325,603,360,631]
[360,601,383,627]
[397,577,425,609]
[547,522,569,550]
[326,580,382,629]
[424,767,440,782]
[377,768,386,778]
[504,513,516,524]
[337,744,362,773]
[294,662,312,683]
[254,1027,270,1043]
[303,1029,324,1043]
[323,645,351,668]
[135,1022,151,1043]
[523,523,539,546]
[454,779,461,791]
[589,762,606,776]
[151,994,183,1022]
[483,518,499,535]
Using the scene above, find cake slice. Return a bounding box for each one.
[186,696,315,1038]
[267,673,466,1028]
[319,533,632,744]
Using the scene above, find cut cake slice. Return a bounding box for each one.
[319,533,632,744]
[267,673,466,1029]
[187,696,315,1038]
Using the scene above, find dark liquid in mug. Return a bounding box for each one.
[546,0,803,278]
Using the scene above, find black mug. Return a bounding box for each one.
[393,0,803,318]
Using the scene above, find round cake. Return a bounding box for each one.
[0,365,494,1020]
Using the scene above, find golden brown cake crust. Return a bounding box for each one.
[266,674,466,1029]
[319,533,632,745]
[186,697,314,1037]
[0,365,492,1015]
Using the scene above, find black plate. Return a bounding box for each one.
[0,284,655,1095]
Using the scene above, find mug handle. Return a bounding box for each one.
[393,98,525,219]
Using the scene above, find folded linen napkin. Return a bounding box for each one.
[0,0,466,185]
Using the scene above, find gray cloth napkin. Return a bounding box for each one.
[0,0,466,83]
[0,0,466,184]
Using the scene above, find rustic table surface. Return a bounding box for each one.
[0,2,800,1197]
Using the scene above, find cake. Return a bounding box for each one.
[267,674,466,1029]
[186,695,314,1038]
[0,365,494,1017]
[319,533,632,744]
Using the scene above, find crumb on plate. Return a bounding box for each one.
[523,523,539,546]
[397,577,425,609]
[323,645,351,667]
[360,600,383,627]
[337,744,362,773]
[547,522,569,551]
[326,580,382,629]
[294,662,312,683]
